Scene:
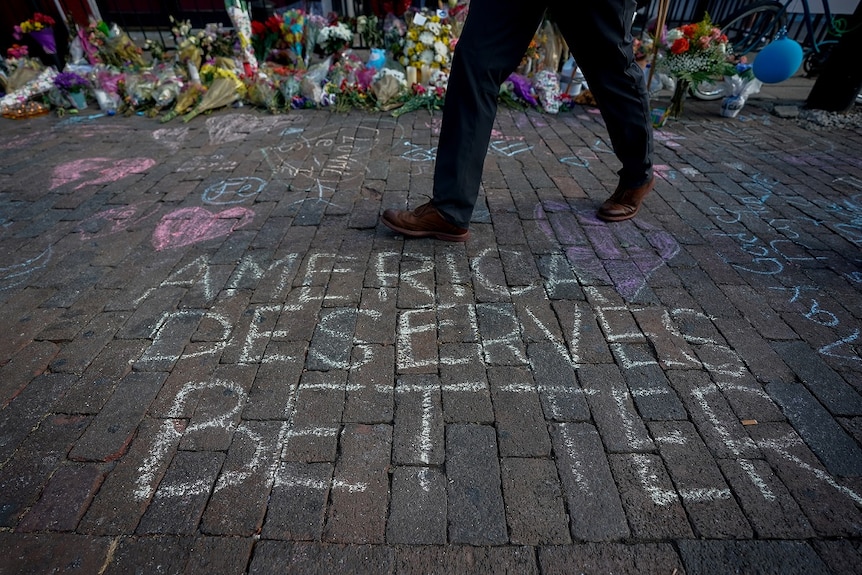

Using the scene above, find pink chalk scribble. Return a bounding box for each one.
[50,158,156,190]
[77,203,161,240]
[152,207,254,251]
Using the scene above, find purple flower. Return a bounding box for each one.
[54,71,91,93]
[506,73,537,106]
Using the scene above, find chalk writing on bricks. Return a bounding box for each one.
[0,247,52,291]
[129,248,862,511]
[206,113,289,146]
[152,207,255,251]
[77,204,161,240]
[535,201,680,300]
[202,177,267,205]
[50,157,156,190]
[260,124,380,193]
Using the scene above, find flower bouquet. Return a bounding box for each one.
[251,14,284,64]
[0,65,56,116]
[382,13,407,56]
[92,66,124,112]
[225,0,258,75]
[103,22,146,68]
[356,14,384,49]
[391,81,445,118]
[14,13,57,55]
[399,11,455,75]
[182,63,246,122]
[54,70,91,108]
[305,13,329,66]
[281,9,306,67]
[720,60,761,118]
[317,21,354,58]
[657,14,729,118]
[244,65,283,112]
[171,16,203,84]
[3,45,36,92]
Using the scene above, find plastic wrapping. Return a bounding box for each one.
[721,75,762,118]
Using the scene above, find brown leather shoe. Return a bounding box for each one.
[381,201,469,242]
[597,177,655,222]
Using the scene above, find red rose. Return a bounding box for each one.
[251,21,266,36]
[671,38,690,55]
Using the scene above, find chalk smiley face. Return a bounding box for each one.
[535,201,679,300]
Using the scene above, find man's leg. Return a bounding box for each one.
[551,0,655,219]
[431,0,548,227]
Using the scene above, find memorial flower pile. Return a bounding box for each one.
[2,3,592,121]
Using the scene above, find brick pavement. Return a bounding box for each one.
[0,91,861,574]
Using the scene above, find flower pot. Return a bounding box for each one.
[67,90,87,110]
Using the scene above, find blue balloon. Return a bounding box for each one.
[753,37,803,84]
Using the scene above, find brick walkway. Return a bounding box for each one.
[0,94,860,574]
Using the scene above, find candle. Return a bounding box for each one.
[406,66,417,86]
[421,65,431,85]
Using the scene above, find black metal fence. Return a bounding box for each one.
[634,0,838,48]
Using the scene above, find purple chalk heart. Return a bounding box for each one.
[535,201,679,300]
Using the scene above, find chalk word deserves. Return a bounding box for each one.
[130,250,862,511]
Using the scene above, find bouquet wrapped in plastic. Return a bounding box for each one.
[225,0,258,75]
[721,75,762,118]
[245,68,282,113]
[0,65,56,113]
[183,76,243,122]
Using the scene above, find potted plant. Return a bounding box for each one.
[54,70,91,109]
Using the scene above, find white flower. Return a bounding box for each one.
[434,40,448,57]
[419,31,435,46]
[426,22,441,35]
[420,49,435,65]
[667,29,684,41]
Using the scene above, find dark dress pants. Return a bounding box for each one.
[432,0,654,228]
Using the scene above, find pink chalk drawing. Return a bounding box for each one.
[76,203,161,240]
[152,207,254,251]
[535,201,679,300]
[0,132,45,150]
[51,158,156,190]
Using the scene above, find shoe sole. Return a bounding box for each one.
[381,217,469,242]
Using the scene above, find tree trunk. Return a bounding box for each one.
[806,2,862,112]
